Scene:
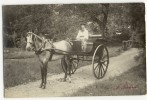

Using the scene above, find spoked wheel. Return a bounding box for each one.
[61,55,79,74]
[92,44,109,79]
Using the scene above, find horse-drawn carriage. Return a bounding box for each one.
[26,32,109,89]
[61,34,109,79]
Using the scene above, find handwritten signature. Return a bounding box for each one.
[114,82,137,90]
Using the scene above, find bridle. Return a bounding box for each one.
[27,32,55,55]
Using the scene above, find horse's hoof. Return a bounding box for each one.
[42,86,46,89]
[39,85,42,88]
[68,77,71,83]
[39,84,43,88]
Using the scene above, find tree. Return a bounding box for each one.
[3,3,145,48]
[55,4,110,38]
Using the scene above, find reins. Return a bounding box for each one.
[28,32,73,55]
[32,32,55,49]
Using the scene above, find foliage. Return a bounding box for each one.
[2,3,145,48]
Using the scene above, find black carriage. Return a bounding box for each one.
[61,35,109,79]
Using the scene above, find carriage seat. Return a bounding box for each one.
[71,40,93,53]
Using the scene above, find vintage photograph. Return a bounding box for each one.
[3,3,146,97]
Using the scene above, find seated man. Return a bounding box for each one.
[76,24,89,52]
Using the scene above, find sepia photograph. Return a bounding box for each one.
[2,2,146,97]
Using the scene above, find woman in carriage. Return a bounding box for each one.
[76,24,89,52]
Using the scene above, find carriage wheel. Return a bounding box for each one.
[61,56,79,74]
[92,44,109,79]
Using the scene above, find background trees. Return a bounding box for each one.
[2,3,145,48]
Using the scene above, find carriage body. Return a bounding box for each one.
[26,32,109,88]
[70,34,107,55]
[61,34,109,79]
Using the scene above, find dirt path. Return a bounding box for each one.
[5,48,140,97]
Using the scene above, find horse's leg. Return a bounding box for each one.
[68,60,72,83]
[66,55,72,83]
[39,66,43,88]
[63,56,68,82]
[41,62,48,89]
[43,65,48,89]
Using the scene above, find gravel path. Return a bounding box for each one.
[5,48,140,97]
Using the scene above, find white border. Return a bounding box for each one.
[0,0,146,100]
[1,0,146,5]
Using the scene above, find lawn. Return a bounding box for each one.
[4,45,122,88]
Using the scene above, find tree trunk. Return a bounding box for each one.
[101,4,109,38]
[90,4,109,38]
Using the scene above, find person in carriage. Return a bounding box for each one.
[76,24,89,52]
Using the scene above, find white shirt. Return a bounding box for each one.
[76,29,89,40]
[26,34,33,43]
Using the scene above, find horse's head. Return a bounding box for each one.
[26,32,54,52]
[26,32,35,51]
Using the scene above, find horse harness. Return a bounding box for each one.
[34,36,72,61]
[34,39,55,61]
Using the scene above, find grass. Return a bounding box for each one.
[4,45,122,88]
[71,64,146,96]
[3,48,35,59]
[4,58,63,88]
